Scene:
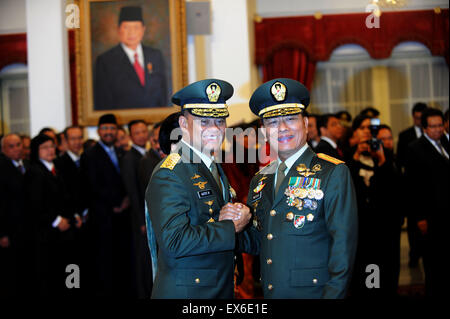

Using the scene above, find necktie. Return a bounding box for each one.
[436,140,449,159]
[75,159,80,168]
[17,164,25,175]
[107,148,120,172]
[274,161,287,195]
[210,161,222,194]
[134,52,145,86]
[51,166,56,176]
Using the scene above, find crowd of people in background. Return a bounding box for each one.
[0,103,448,298]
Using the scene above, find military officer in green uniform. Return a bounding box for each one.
[146,79,251,299]
[235,78,358,299]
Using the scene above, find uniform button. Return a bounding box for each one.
[266,258,272,265]
[313,278,318,284]
[286,212,294,221]
[268,284,273,290]
[267,233,273,240]
[270,209,276,216]
[195,278,200,284]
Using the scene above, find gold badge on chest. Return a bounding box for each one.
[193,181,208,189]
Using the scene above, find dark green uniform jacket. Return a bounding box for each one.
[239,146,358,299]
[146,145,236,299]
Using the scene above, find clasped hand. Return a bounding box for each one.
[219,202,251,233]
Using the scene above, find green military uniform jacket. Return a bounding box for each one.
[146,144,236,299]
[238,146,358,299]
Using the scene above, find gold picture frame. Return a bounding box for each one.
[75,0,187,126]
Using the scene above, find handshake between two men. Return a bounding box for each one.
[219,202,252,233]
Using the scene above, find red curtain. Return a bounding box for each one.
[262,46,316,90]
[255,9,449,86]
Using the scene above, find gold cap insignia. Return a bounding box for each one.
[206,82,221,102]
[271,82,286,102]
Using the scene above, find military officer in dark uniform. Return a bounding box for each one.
[146,79,251,299]
[236,78,358,299]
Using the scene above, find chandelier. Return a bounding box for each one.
[370,0,409,9]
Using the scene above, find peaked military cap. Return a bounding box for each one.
[119,6,144,25]
[172,79,234,118]
[249,78,310,119]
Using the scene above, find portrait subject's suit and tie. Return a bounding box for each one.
[93,6,168,110]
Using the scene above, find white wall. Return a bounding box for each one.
[2,0,448,133]
[255,0,449,17]
[26,0,71,136]
[0,0,26,34]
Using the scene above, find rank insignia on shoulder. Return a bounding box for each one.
[317,153,344,165]
[160,153,181,170]
[191,174,201,179]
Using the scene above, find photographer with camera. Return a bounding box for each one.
[347,114,403,298]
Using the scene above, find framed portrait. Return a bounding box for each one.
[75,0,188,126]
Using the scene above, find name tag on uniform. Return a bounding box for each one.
[251,192,262,202]
[197,189,213,199]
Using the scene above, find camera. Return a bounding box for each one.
[368,118,382,151]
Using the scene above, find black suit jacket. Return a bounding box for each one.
[55,153,86,216]
[138,148,162,194]
[314,139,342,160]
[121,147,145,230]
[94,44,168,110]
[80,143,127,224]
[397,126,420,172]
[0,156,29,238]
[25,161,74,241]
[407,135,449,239]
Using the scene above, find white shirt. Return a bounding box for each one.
[66,150,80,163]
[310,139,319,149]
[181,139,225,198]
[414,125,422,139]
[12,159,24,168]
[40,159,55,172]
[320,136,338,149]
[181,139,212,168]
[121,43,144,68]
[39,159,62,227]
[132,144,147,156]
[424,133,449,159]
[275,143,309,186]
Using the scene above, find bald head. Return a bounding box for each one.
[1,133,23,161]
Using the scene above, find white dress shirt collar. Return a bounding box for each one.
[424,133,449,158]
[320,136,338,149]
[66,150,80,162]
[121,42,144,67]
[132,144,147,156]
[40,159,54,172]
[181,139,213,169]
[414,125,422,138]
[11,159,24,168]
[278,143,309,174]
